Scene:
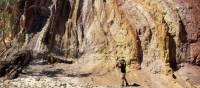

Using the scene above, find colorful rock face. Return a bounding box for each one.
[13,0,200,74]
[175,0,200,65]
[0,0,200,87]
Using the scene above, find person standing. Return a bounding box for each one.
[116,58,129,86]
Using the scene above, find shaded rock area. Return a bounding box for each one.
[0,0,200,88]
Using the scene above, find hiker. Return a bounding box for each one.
[116,58,129,86]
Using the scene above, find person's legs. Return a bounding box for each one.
[124,77,129,86]
[123,73,128,86]
[120,73,125,86]
[121,79,124,86]
[121,73,129,86]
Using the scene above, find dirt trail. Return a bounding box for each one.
[0,63,178,88]
[1,61,200,88]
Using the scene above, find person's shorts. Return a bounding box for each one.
[120,73,126,79]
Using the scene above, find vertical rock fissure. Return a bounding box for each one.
[168,33,178,71]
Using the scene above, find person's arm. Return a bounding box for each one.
[116,62,121,68]
[116,62,119,67]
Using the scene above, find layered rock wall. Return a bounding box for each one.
[1,0,199,82]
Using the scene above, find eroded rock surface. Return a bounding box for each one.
[0,0,200,88]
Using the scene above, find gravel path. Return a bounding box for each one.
[0,76,106,88]
[0,76,141,88]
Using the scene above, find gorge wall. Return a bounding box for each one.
[0,0,200,87]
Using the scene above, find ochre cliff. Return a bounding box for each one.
[0,0,200,88]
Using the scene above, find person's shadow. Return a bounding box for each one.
[127,83,140,87]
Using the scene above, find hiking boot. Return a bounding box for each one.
[125,83,129,86]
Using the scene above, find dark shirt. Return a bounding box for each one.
[117,61,126,73]
[120,63,126,73]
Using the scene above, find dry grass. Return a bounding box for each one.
[0,0,17,48]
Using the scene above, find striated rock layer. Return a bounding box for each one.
[17,0,199,73]
[0,0,200,87]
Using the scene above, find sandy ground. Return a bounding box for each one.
[0,63,142,88]
[0,62,200,88]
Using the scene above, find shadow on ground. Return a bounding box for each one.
[67,73,92,77]
[127,83,140,87]
[40,69,64,77]
[21,69,65,77]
